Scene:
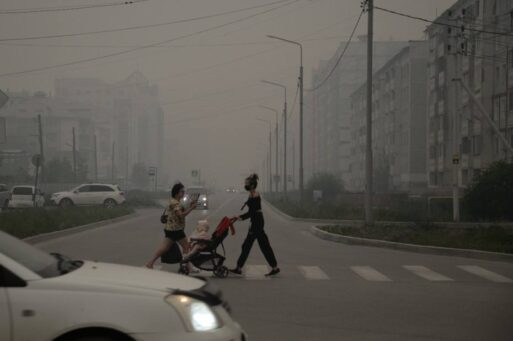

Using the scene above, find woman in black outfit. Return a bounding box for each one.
[230,174,280,277]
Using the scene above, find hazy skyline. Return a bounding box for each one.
[1,0,457,188]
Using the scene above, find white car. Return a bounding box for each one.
[51,184,126,208]
[7,186,45,208]
[0,230,246,341]
[182,187,208,210]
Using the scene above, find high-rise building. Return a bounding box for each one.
[305,36,407,188]
[425,0,513,194]
[55,72,164,184]
[349,41,429,193]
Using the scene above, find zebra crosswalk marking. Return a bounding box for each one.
[403,265,453,281]
[299,266,330,280]
[350,266,392,282]
[245,265,270,280]
[458,266,513,283]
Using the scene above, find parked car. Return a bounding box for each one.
[7,185,45,208]
[0,184,9,208]
[0,230,246,341]
[183,186,208,209]
[50,184,125,208]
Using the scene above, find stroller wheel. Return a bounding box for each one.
[213,266,229,278]
[178,263,189,276]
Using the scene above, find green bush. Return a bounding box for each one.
[463,161,513,221]
[0,206,134,239]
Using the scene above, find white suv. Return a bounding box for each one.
[51,184,125,208]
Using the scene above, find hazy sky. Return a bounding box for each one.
[0,0,456,189]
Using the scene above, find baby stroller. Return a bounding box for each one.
[178,216,236,278]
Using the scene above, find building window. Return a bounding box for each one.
[472,169,481,181]
[462,169,469,185]
[472,135,482,156]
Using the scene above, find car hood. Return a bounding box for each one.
[41,261,205,296]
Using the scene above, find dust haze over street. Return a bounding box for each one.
[1,0,513,340]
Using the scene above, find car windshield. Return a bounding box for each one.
[0,231,81,278]
[12,187,32,195]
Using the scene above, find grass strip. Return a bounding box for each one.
[0,206,134,239]
[320,224,513,254]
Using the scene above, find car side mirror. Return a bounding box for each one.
[73,190,79,194]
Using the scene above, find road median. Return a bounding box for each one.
[0,206,136,241]
[263,197,513,262]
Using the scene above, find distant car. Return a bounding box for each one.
[50,183,125,208]
[0,184,9,208]
[225,188,237,193]
[183,186,208,209]
[0,230,246,341]
[7,185,45,208]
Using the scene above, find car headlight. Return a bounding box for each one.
[202,197,207,202]
[166,294,221,332]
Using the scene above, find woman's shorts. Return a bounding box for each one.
[164,229,186,242]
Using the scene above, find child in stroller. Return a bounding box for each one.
[179,216,236,278]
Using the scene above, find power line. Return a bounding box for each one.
[374,6,513,37]
[0,0,300,78]
[0,0,148,14]
[0,0,293,42]
[0,35,347,49]
[307,9,364,91]
[0,0,147,14]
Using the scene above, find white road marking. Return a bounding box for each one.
[458,266,513,283]
[299,266,330,280]
[245,265,270,280]
[403,266,453,281]
[351,266,392,282]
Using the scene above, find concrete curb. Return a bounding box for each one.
[24,212,139,244]
[310,225,513,263]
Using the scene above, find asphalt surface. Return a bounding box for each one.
[37,192,513,341]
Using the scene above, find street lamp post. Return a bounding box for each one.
[261,80,287,196]
[260,105,280,193]
[256,118,272,194]
[266,34,303,203]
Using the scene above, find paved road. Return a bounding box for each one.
[37,192,513,341]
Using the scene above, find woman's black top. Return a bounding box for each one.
[240,195,262,221]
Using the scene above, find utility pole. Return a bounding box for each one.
[365,0,374,225]
[269,130,272,193]
[448,12,461,222]
[275,123,279,192]
[126,147,129,189]
[111,141,116,184]
[93,134,98,182]
[292,139,296,190]
[37,114,44,182]
[299,56,304,204]
[72,127,77,182]
[506,49,510,160]
[283,100,288,196]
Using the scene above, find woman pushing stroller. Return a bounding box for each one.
[230,173,280,277]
